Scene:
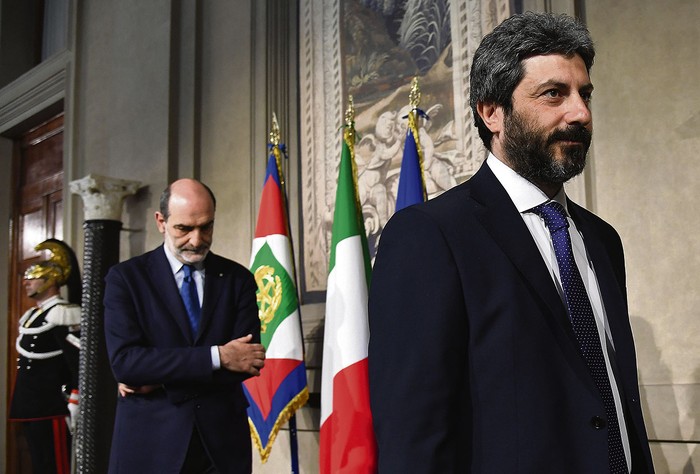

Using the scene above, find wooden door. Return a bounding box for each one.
[6,113,65,474]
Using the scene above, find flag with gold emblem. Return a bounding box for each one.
[243,118,308,463]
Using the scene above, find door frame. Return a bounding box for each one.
[0,48,75,474]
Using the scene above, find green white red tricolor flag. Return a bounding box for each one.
[319,96,377,473]
[243,122,308,464]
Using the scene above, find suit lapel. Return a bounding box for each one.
[470,164,569,324]
[469,164,595,387]
[197,253,226,342]
[147,246,194,342]
[567,202,638,392]
[567,202,628,329]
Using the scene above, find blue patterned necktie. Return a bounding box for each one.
[180,264,201,335]
[531,201,628,474]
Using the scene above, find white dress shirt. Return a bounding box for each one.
[487,154,631,470]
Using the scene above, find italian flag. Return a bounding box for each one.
[243,145,308,463]
[319,119,377,473]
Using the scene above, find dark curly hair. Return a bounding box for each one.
[470,12,595,150]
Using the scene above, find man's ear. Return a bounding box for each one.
[477,102,504,134]
[154,211,166,234]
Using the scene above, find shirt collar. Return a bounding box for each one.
[486,153,569,214]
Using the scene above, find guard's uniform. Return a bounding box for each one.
[9,295,80,474]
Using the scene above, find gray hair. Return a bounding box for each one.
[469,12,595,150]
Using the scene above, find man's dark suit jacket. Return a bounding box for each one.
[104,246,259,474]
[368,163,654,473]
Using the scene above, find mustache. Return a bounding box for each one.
[181,245,209,253]
[547,126,591,146]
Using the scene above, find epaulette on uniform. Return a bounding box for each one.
[45,303,81,327]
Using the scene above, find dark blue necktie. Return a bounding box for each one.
[180,264,201,335]
[531,201,628,474]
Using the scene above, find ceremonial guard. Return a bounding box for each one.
[8,239,81,474]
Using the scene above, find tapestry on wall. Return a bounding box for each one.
[299,0,511,297]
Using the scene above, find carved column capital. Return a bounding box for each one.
[69,174,141,221]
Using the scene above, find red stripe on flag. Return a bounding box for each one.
[245,358,302,419]
[255,176,287,237]
[319,358,377,474]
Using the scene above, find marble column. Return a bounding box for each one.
[70,174,140,474]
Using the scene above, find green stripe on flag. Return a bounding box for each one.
[328,138,372,285]
[250,241,298,348]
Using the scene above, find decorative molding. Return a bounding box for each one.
[299,0,343,295]
[0,50,70,134]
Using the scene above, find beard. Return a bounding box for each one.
[502,109,592,186]
[176,245,210,264]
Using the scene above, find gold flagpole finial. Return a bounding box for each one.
[343,95,356,145]
[344,95,355,128]
[409,77,421,109]
[270,112,281,147]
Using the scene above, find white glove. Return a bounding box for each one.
[67,389,79,434]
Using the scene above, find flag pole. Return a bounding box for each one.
[406,77,428,203]
[270,113,302,474]
[289,415,300,474]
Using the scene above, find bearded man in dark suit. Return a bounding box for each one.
[368,12,654,473]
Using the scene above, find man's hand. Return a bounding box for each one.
[118,383,161,397]
[218,334,266,376]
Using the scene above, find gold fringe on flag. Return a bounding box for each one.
[248,387,310,463]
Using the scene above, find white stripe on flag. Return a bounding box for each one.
[265,309,304,359]
[320,235,370,424]
[250,234,296,278]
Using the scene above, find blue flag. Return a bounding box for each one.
[395,128,424,211]
[395,109,427,211]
